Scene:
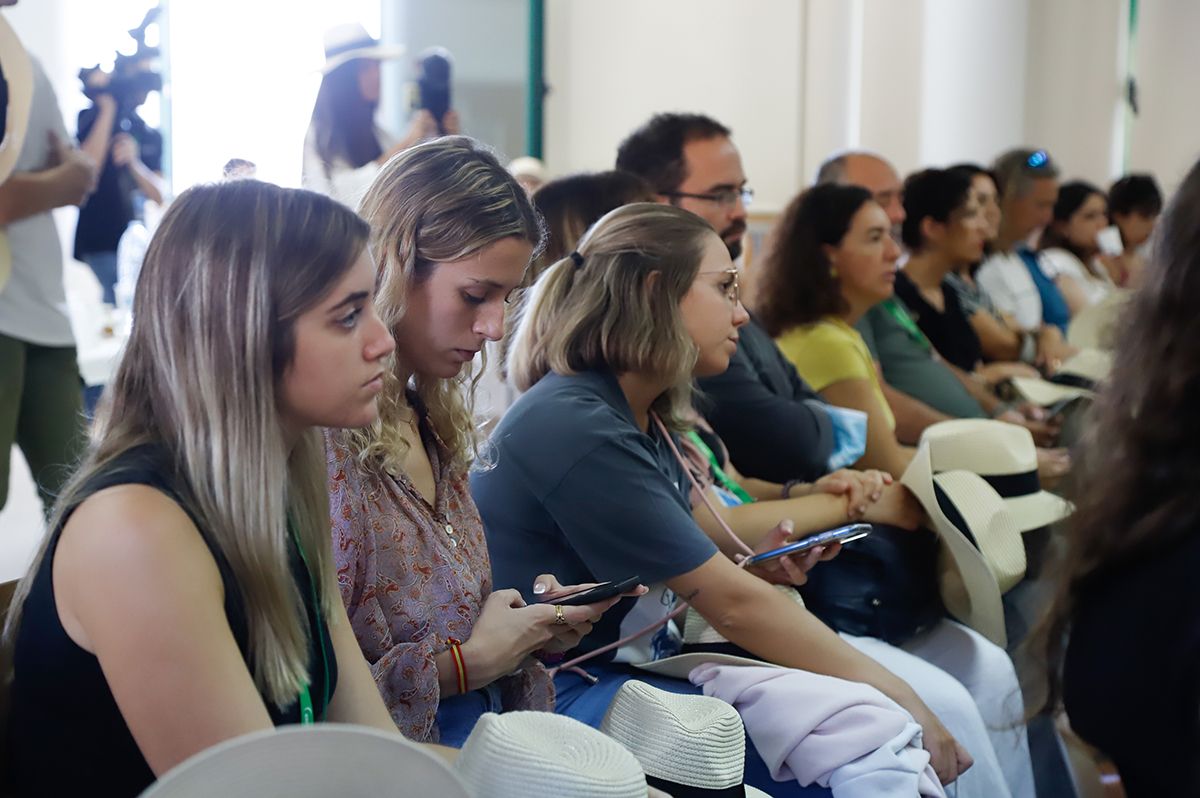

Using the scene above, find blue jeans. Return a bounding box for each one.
[80,250,119,306]
[554,663,833,797]
[434,683,504,748]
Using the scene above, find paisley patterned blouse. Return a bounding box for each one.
[324,419,553,742]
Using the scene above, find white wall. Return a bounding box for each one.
[857,0,925,176]
[1127,0,1200,193]
[919,0,1030,172]
[382,0,529,163]
[542,0,1198,210]
[1023,0,1125,186]
[543,0,808,213]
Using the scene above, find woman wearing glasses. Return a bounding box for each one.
[473,202,998,795]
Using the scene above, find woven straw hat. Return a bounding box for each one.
[1068,290,1128,351]
[0,13,34,292]
[139,725,467,797]
[320,23,405,74]
[1058,348,1112,383]
[454,711,648,798]
[902,443,1024,647]
[602,680,771,798]
[921,418,1072,532]
[1008,376,1092,406]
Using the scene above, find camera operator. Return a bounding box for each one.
[73,65,164,306]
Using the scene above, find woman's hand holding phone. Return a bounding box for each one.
[460,576,641,688]
[736,520,841,586]
[532,574,647,653]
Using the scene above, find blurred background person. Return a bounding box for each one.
[302,23,457,206]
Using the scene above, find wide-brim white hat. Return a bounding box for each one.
[455,711,648,798]
[1068,290,1129,351]
[902,444,1023,648]
[1058,348,1113,383]
[602,680,771,798]
[0,13,32,185]
[1,14,32,294]
[320,23,405,74]
[1008,376,1092,406]
[921,418,1073,532]
[139,725,467,797]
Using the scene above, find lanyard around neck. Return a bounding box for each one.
[685,430,755,505]
[880,298,931,351]
[290,525,327,724]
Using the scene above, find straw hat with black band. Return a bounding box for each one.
[901,443,1025,648]
[320,23,405,74]
[1004,346,1112,405]
[0,11,33,292]
[920,419,1072,533]
[602,680,772,798]
[454,711,650,798]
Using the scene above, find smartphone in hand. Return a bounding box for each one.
[743,524,871,566]
[540,576,641,606]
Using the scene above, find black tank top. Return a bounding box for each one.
[4,444,338,797]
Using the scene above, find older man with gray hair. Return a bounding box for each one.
[975,149,1073,342]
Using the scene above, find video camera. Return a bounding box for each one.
[78,5,163,114]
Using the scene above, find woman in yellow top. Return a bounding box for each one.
[757,184,912,478]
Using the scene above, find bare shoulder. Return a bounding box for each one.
[54,484,224,650]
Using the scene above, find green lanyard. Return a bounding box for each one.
[298,685,314,725]
[290,525,326,725]
[685,430,755,505]
[880,298,931,351]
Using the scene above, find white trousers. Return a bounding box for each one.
[843,621,1036,798]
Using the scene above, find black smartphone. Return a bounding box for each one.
[743,523,872,566]
[415,47,452,134]
[542,576,641,607]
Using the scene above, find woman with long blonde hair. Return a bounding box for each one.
[326,137,632,746]
[2,180,424,796]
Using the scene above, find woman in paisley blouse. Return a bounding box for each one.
[325,136,636,746]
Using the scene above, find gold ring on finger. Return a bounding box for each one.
[554,605,568,625]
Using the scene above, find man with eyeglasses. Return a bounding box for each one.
[616,113,854,485]
[616,113,753,259]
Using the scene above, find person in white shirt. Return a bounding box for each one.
[1037,181,1116,316]
[0,8,107,513]
[1106,173,1163,288]
[975,149,1075,370]
[301,23,455,207]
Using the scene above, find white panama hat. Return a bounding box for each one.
[902,444,1026,647]
[602,680,771,797]
[454,711,649,798]
[0,13,34,292]
[920,418,1073,532]
[320,23,406,74]
[139,725,467,798]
